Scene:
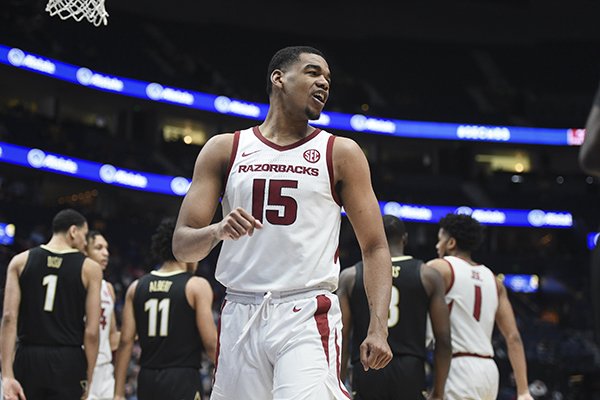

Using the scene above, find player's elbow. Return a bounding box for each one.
[504,330,523,347]
[85,327,100,345]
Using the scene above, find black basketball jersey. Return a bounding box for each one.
[350,256,428,364]
[133,271,204,369]
[18,245,87,346]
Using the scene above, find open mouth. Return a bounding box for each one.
[312,91,326,105]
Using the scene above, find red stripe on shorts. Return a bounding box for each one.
[335,329,351,399]
[314,294,332,364]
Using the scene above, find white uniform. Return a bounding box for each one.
[442,256,500,400]
[88,279,115,400]
[211,127,349,400]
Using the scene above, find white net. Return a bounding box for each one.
[45,0,109,27]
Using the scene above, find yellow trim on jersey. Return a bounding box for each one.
[391,255,413,262]
[40,244,80,254]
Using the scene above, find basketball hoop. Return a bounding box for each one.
[45,0,109,27]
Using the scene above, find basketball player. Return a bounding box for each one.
[114,217,217,400]
[338,215,451,400]
[173,45,393,400]
[1,209,103,400]
[579,82,600,345]
[427,213,533,400]
[85,231,120,400]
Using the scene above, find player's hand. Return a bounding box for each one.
[517,393,534,400]
[2,377,26,400]
[359,331,392,371]
[218,207,263,240]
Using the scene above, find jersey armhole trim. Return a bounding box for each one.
[223,130,240,190]
[443,258,455,294]
[326,135,342,206]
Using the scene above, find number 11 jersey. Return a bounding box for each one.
[217,126,342,293]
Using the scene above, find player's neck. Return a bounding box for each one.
[45,235,78,252]
[260,114,313,143]
[158,260,187,273]
[450,251,476,265]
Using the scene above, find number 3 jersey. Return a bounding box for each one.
[217,126,342,293]
[443,255,499,357]
[133,271,204,369]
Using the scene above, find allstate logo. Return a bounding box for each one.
[76,68,93,85]
[455,206,473,216]
[527,209,546,227]
[170,177,190,195]
[350,115,367,131]
[99,164,117,183]
[27,149,45,168]
[8,48,25,66]
[214,96,231,113]
[382,201,402,216]
[146,83,163,100]
[0,145,3,158]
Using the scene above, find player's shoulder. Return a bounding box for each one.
[186,275,213,292]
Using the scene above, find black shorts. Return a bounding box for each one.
[137,367,202,400]
[14,344,87,400]
[352,355,426,400]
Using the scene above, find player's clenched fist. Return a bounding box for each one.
[218,207,263,240]
[359,332,393,371]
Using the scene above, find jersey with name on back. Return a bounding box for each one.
[133,270,203,369]
[18,245,87,346]
[350,256,428,364]
[443,255,498,357]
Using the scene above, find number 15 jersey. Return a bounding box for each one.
[217,126,342,293]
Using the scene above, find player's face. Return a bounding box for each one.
[71,222,89,252]
[282,53,331,121]
[435,228,451,258]
[87,234,110,270]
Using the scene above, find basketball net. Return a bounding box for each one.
[45,0,109,27]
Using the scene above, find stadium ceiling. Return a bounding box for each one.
[110,0,600,44]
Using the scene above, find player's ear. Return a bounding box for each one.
[447,237,457,251]
[271,69,284,90]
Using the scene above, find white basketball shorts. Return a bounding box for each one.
[88,362,115,400]
[445,356,499,400]
[210,290,350,400]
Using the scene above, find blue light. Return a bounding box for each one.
[0,223,15,245]
[0,44,582,147]
[500,274,539,293]
[588,232,599,250]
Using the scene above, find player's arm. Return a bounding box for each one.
[425,258,453,291]
[0,251,28,400]
[114,280,138,400]
[107,282,121,352]
[421,266,451,400]
[186,277,218,364]
[580,83,600,176]
[495,279,533,400]
[334,136,392,371]
[336,266,356,381]
[173,134,263,263]
[82,258,103,392]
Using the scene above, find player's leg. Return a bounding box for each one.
[271,294,350,400]
[210,301,274,400]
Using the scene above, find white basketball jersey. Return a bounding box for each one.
[216,126,342,292]
[97,279,114,364]
[444,256,498,357]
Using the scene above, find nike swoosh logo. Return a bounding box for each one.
[241,150,260,157]
[293,306,302,312]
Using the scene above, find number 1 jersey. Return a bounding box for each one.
[217,126,342,292]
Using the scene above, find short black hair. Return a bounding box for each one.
[86,230,103,243]
[439,213,485,252]
[52,209,87,233]
[383,214,406,242]
[266,46,326,96]
[151,217,177,263]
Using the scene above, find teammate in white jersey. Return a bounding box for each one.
[427,213,533,400]
[85,231,120,400]
[173,46,392,400]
